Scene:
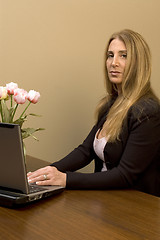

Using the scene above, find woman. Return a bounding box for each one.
[28,29,160,197]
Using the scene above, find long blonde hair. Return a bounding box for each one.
[96,29,158,142]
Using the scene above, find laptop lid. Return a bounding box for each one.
[0,123,29,194]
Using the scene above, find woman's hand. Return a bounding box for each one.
[27,166,66,188]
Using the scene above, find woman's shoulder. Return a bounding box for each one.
[129,97,160,121]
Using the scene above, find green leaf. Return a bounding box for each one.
[0,99,15,123]
[13,114,27,127]
[21,127,45,140]
[13,118,26,127]
[28,113,42,117]
[14,113,41,127]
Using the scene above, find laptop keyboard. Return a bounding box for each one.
[29,184,47,193]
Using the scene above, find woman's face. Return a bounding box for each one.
[106,38,127,92]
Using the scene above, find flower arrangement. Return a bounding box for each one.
[0,82,44,155]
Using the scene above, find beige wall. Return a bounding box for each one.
[0,0,160,171]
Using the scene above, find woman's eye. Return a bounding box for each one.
[107,54,113,58]
[121,54,127,58]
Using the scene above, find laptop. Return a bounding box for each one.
[0,123,64,208]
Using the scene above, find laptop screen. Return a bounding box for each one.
[0,123,29,194]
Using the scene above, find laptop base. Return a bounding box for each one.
[0,187,64,208]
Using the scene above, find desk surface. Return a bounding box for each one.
[0,155,160,240]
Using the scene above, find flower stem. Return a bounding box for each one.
[11,95,13,107]
[0,101,4,122]
[11,103,19,122]
[19,101,31,119]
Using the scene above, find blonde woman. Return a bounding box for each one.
[28,29,160,197]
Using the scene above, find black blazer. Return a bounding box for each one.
[52,98,160,197]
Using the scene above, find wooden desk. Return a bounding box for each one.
[0,156,159,240]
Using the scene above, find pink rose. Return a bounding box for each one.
[14,88,28,104]
[6,82,18,95]
[0,87,8,99]
[28,90,40,104]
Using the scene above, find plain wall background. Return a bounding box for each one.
[0,0,160,172]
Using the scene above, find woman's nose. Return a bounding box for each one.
[112,56,119,67]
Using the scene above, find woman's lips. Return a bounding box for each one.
[110,71,121,76]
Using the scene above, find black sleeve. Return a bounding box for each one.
[66,113,160,189]
[51,124,98,172]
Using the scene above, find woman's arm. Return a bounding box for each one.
[50,124,101,172]
[27,124,99,186]
[50,103,112,172]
